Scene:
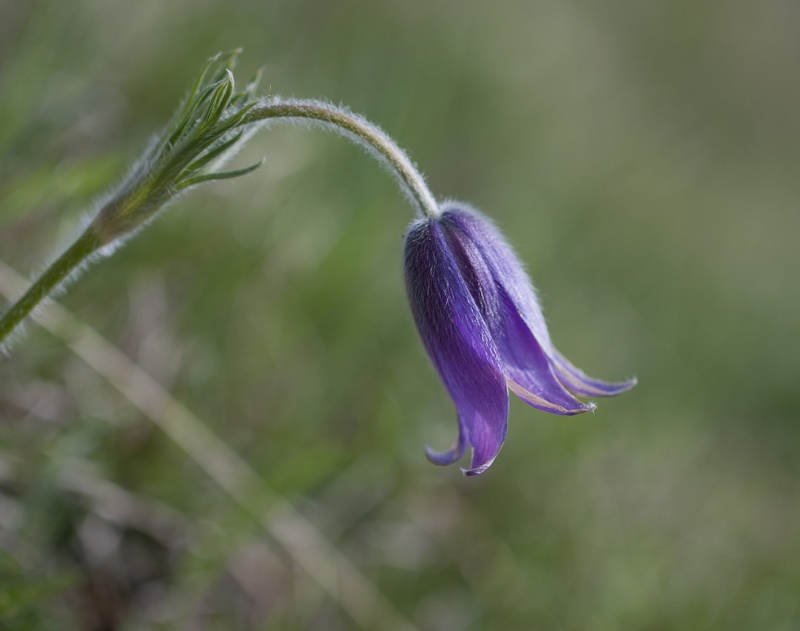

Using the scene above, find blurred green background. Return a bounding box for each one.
[1,1,798,629]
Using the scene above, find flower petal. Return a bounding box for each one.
[461,405,507,476]
[442,203,557,355]
[425,414,468,465]
[497,291,594,415]
[405,218,510,473]
[441,207,593,416]
[551,349,638,397]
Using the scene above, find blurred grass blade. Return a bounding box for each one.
[0,258,419,631]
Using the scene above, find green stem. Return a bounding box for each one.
[244,100,440,219]
[0,99,439,348]
[0,229,101,344]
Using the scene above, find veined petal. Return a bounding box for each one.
[461,405,507,476]
[442,204,557,355]
[497,291,594,415]
[405,218,510,474]
[551,349,638,397]
[441,208,592,416]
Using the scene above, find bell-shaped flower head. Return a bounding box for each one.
[404,202,636,475]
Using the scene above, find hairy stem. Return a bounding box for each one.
[0,229,101,344]
[0,97,438,348]
[244,99,439,219]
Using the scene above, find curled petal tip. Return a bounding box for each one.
[552,351,638,398]
[425,441,467,467]
[604,376,638,394]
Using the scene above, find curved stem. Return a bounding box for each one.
[244,100,440,219]
[0,98,440,348]
[0,229,102,345]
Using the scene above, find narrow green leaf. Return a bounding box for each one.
[186,131,245,173]
[178,159,263,190]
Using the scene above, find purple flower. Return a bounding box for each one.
[404,202,636,475]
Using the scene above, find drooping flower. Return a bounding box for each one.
[404,202,636,475]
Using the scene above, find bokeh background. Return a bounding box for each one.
[1,1,799,629]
